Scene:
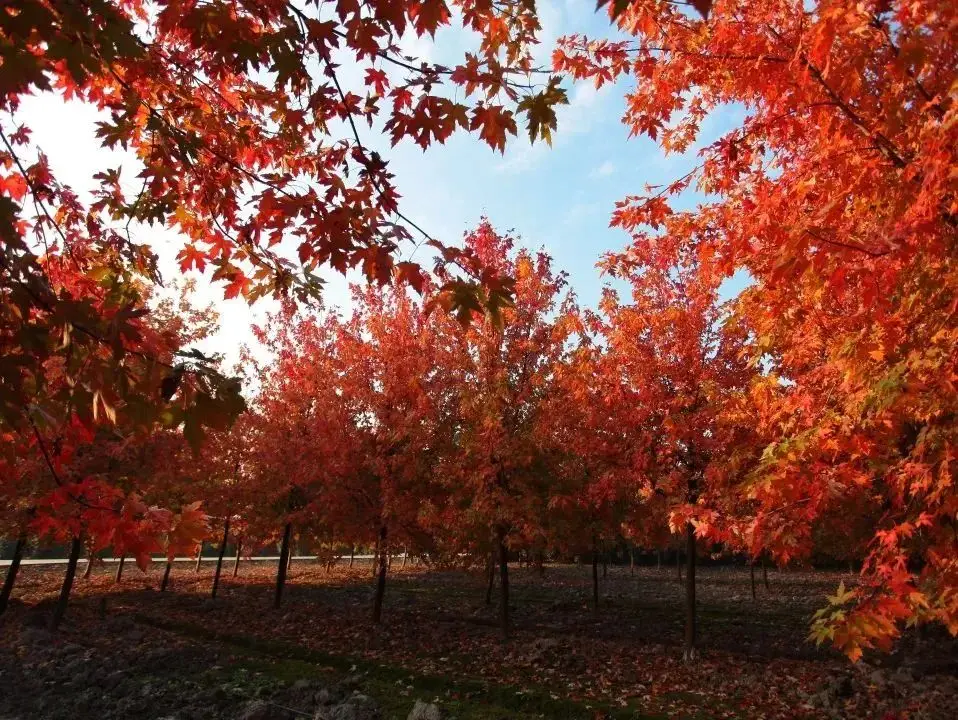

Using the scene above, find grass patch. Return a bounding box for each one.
[136,613,668,719]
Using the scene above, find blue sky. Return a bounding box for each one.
[13,0,748,373]
[363,0,750,310]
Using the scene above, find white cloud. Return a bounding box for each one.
[495,80,610,174]
[531,0,563,68]
[591,160,616,178]
[563,200,603,224]
[398,31,435,65]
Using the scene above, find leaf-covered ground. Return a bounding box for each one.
[1,561,955,719]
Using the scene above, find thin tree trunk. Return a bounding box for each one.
[274,523,292,609]
[348,546,354,569]
[591,543,599,610]
[161,560,173,592]
[750,560,756,601]
[485,551,496,605]
[114,555,126,583]
[401,547,407,569]
[233,538,242,578]
[211,517,230,599]
[762,555,769,590]
[683,524,697,660]
[371,535,380,577]
[194,543,203,572]
[49,536,82,631]
[602,549,608,578]
[630,547,635,576]
[497,525,510,639]
[372,525,388,623]
[286,544,293,572]
[536,549,545,575]
[83,547,95,579]
[0,536,26,616]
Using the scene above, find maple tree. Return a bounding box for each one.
[431,221,579,637]
[596,256,755,658]
[1,0,954,670]
[112,425,205,591]
[168,419,250,596]
[0,0,566,619]
[0,0,563,622]
[334,281,455,621]
[0,257,236,624]
[243,281,454,617]
[1,0,560,331]
[237,223,580,627]
[539,340,633,609]
[240,304,356,608]
[550,0,957,658]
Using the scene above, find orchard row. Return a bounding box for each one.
[1,1,954,665]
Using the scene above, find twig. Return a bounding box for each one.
[267,701,313,718]
[0,127,70,247]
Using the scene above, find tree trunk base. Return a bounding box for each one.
[233,539,242,578]
[161,560,173,592]
[485,552,495,605]
[0,536,26,615]
[591,545,599,610]
[372,526,388,623]
[683,523,697,658]
[49,537,82,631]
[497,527,510,639]
[212,518,230,599]
[274,523,292,609]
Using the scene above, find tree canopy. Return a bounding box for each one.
[1,0,955,661]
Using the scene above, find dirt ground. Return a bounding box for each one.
[0,561,955,719]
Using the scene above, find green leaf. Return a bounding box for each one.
[827,581,855,606]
